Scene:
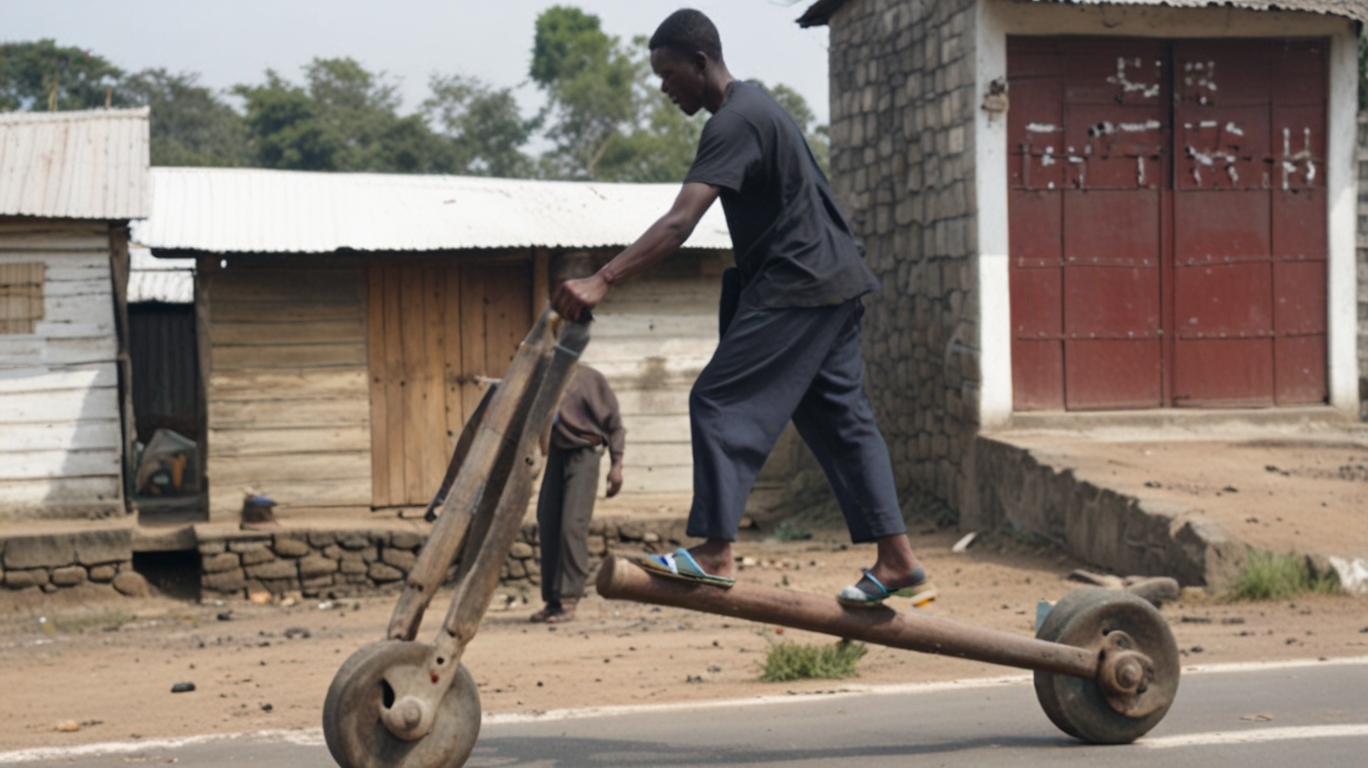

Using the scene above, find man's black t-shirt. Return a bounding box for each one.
[684,80,878,309]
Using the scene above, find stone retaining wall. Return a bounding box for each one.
[974,436,1246,589]
[0,527,141,595]
[197,517,682,601]
[826,0,983,523]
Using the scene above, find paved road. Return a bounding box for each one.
[9,659,1367,767]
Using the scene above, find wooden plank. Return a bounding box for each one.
[0,364,115,394]
[617,441,692,467]
[0,476,123,507]
[211,300,361,324]
[366,265,390,508]
[41,278,110,298]
[616,414,693,442]
[400,265,428,503]
[208,367,368,401]
[532,248,549,324]
[577,338,718,363]
[459,263,486,425]
[486,264,531,377]
[588,313,718,340]
[576,355,710,385]
[211,426,371,458]
[40,296,116,325]
[210,450,371,482]
[382,265,406,506]
[209,475,371,512]
[208,398,370,429]
[420,263,449,494]
[617,465,692,494]
[441,264,466,459]
[210,318,365,346]
[0,385,119,424]
[29,321,116,340]
[0,419,122,453]
[212,342,367,370]
[0,448,121,480]
[613,389,691,416]
[210,269,362,303]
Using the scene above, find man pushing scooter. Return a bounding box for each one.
[552,9,935,609]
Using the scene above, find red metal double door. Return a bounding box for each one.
[1008,37,1327,410]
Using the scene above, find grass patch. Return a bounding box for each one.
[771,520,813,542]
[1226,550,1341,601]
[759,639,868,682]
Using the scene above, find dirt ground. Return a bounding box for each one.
[2,527,1366,753]
[1001,425,1368,561]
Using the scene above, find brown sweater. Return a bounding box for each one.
[551,366,625,464]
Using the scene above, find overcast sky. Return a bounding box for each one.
[6,0,832,127]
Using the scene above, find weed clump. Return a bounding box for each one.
[1227,550,1341,601]
[759,639,868,682]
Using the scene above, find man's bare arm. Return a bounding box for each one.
[552,182,721,321]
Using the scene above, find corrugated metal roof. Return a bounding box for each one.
[132,167,733,254]
[0,108,151,220]
[128,246,193,304]
[798,0,1367,26]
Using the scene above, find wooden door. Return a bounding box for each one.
[366,260,531,508]
[1007,37,1327,411]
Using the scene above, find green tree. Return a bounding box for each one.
[120,69,250,167]
[424,75,537,177]
[530,6,642,179]
[234,58,455,173]
[0,39,127,111]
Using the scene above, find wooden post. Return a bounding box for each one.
[596,556,1099,680]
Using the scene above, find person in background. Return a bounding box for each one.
[530,364,626,624]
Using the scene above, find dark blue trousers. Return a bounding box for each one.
[686,297,905,543]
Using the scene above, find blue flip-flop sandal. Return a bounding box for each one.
[837,568,937,608]
[634,548,735,588]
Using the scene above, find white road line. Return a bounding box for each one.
[1142,724,1368,748]
[5,655,1366,763]
[0,729,325,765]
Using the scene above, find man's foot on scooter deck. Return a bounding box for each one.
[635,548,735,588]
[837,567,937,608]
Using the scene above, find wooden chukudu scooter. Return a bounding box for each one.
[323,314,1181,767]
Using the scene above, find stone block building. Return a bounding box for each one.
[798,0,1365,527]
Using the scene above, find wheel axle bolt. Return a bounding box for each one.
[1115,658,1144,690]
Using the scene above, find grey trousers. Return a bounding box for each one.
[536,445,602,605]
[687,297,905,544]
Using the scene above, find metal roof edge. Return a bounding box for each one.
[798,0,849,27]
[0,106,150,124]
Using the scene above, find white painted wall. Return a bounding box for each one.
[975,0,1358,419]
[0,220,124,520]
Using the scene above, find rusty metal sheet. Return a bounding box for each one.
[1064,41,1166,106]
[1009,77,1065,190]
[1174,190,1271,261]
[1174,262,1273,337]
[1273,105,1326,190]
[1272,40,1329,106]
[1275,335,1327,404]
[1174,40,1271,107]
[1012,266,1063,338]
[1175,105,1270,191]
[1064,266,1161,338]
[1012,339,1065,411]
[1065,340,1162,410]
[1273,261,1327,334]
[1009,190,1062,267]
[1064,105,1164,189]
[1173,339,1275,407]
[1272,188,1328,259]
[1065,190,1160,264]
